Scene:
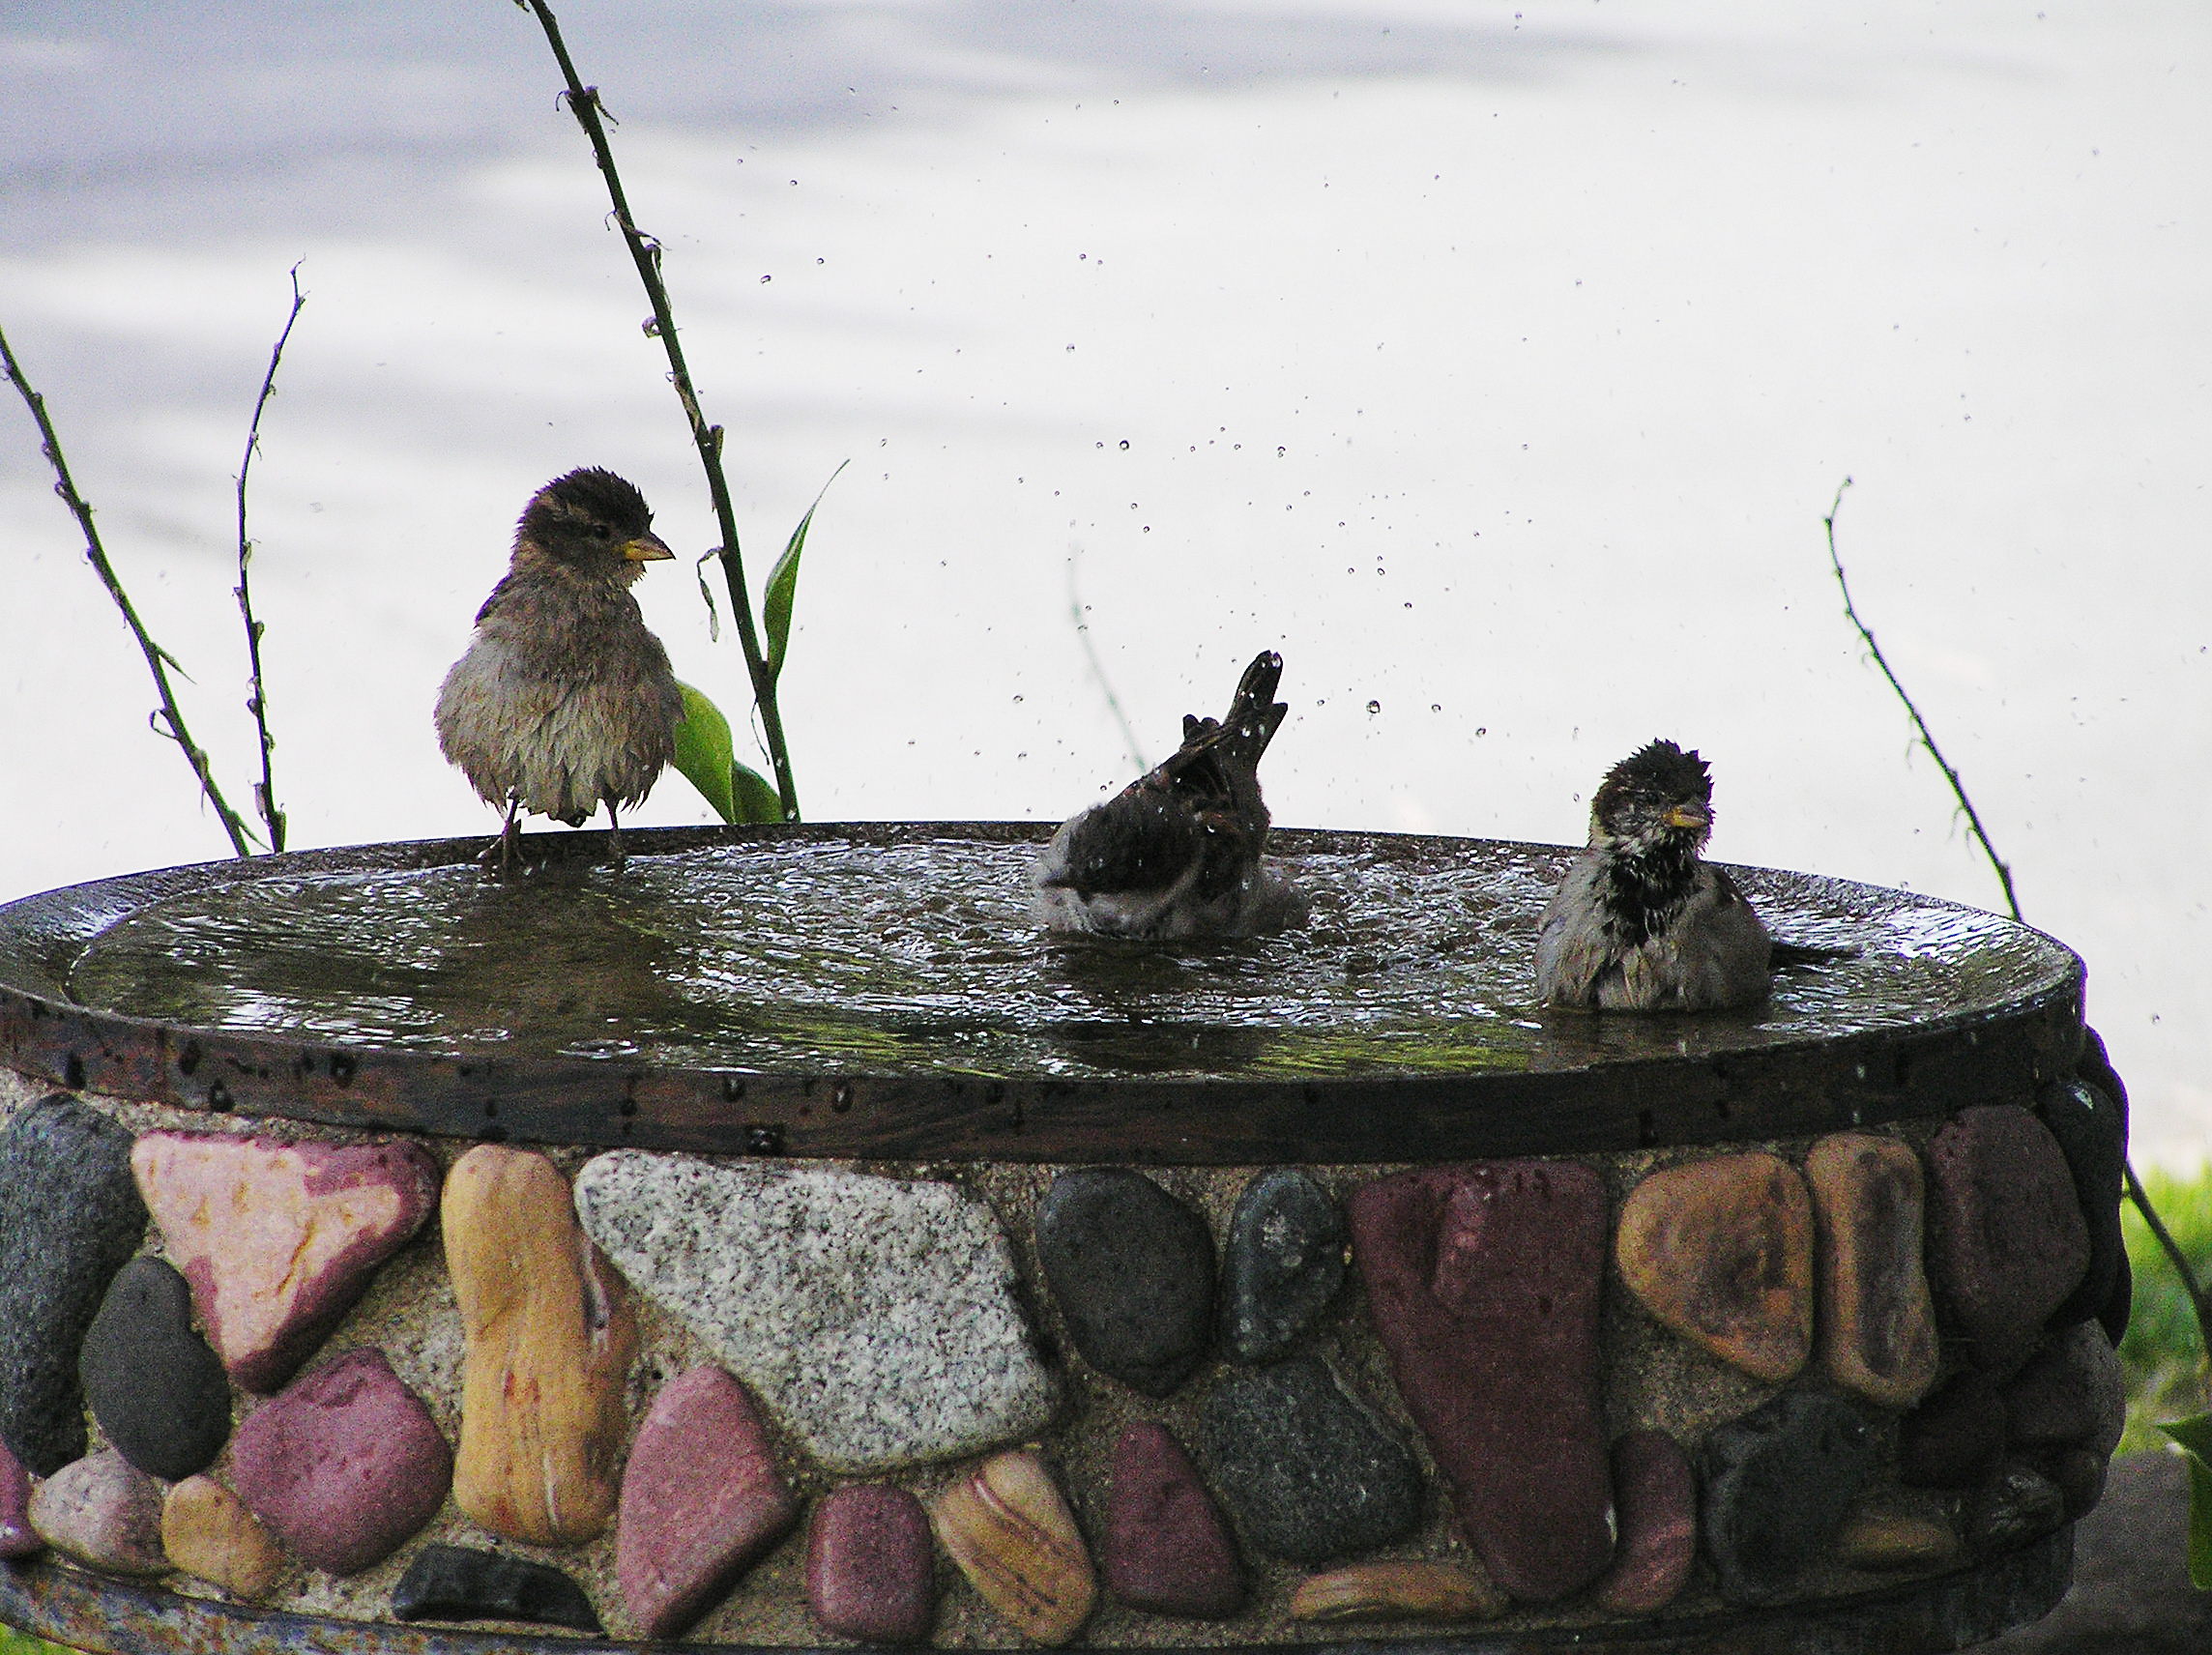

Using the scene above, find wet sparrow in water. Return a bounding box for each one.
[1534,739,1771,1010]
[434,468,684,873]
[1033,651,1308,940]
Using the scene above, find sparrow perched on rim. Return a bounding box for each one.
[1033,651,1308,940]
[434,468,685,873]
[1534,739,1772,1010]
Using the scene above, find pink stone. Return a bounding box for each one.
[1924,1106,2089,1374]
[229,1348,451,1576]
[26,1450,167,1578]
[132,1131,440,1393]
[617,1367,800,1639]
[1103,1423,1245,1618]
[1591,1432,1695,1615]
[807,1485,935,1644]
[1348,1161,1612,1602]
[0,1437,39,1558]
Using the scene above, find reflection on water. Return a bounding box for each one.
[59,837,2068,1081]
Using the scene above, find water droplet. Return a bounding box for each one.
[759,275,771,283]
[1366,700,1382,715]
[1119,439,1130,450]
[1012,695,1024,704]
[1276,446,1286,456]
[1430,703,1441,712]
[1476,727,1488,737]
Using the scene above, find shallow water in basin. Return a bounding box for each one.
[58,835,2065,1080]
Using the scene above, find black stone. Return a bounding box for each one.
[1035,1167,1214,1398]
[2098,1245,2133,1350]
[1965,1462,2067,1554]
[0,1097,147,1475]
[2038,1078,2127,1331]
[1222,1169,1345,1364]
[1698,1390,1877,1606]
[1899,1371,2008,1490]
[1199,1354,1423,1563]
[2075,1025,2135,1344]
[79,1256,231,1480]
[392,1543,602,1634]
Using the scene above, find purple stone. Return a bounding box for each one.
[1348,1161,1612,1602]
[1104,1423,1245,1618]
[229,1348,451,1576]
[807,1484,935,1644]
[617,1367,800,1640]
[1592,1432,1695,1615]
[0,1437,40,1558]
[1925,1105,2089,1374]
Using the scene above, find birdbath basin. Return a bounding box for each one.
[0,824,2118,1653]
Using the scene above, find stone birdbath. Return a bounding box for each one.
[0,823,2128,1653]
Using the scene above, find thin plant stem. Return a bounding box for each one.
[514,0,799,822]
[1066,545,1148,773]
[1823,478,2020,921]
[1,322,258,858]
[235,265,306,854]
[1822,477,2211,1386]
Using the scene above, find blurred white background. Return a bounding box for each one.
[2,1,2205,1156]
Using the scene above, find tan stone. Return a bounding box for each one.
[1615,1152,1814,1382]
[929,1449,1095,1645]
[1807,1134,1940,1408]
[444,1145,636,1546]
[1289,1561,1507,1623]
[162,1475,285,1601]
[1837,1497,1960,1572]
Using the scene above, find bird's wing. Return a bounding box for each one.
[1038,787,1207,895]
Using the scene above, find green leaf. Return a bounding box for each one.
[2160,1413,2212,1589]
[762,459,848,685]
[670,680,738,825]
[732,761,785,825]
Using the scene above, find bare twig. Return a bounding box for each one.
[1821,477,2209,1379]
[1066,545,1149,773]
[2,322,259,857]
[1823,478,2020,921]
[235,265,307,854]
[513,0,800,821]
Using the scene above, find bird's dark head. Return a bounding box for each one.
[1591,739,1715,855]
[515,467,673,581]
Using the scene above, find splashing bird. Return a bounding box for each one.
[1534,739,1772,1010]
[1033,651,1308,940]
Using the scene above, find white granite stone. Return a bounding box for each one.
[573,1152,1057,1473]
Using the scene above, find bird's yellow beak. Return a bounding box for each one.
[622,531,676,563]
[1664,802,1710,830]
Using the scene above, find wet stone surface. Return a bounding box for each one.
[1966,1462,2068,1554]
[807,1484,935,1646]
[1698,1390,1878,1607]
[0,1438,37,1559]
[617,1366,800,1640]
[576,1152,1057,1473]
[27,1449,167,1578]
[2004,1321,2126,1459]
[79,1255,231,1481]
[1806,1132,1940,1408]
[930,1449,1097,1647]
[161,1475,285,1603]
[1592,1430,1696,1616]
[445,1145,634,1548]
[1288,1560,1507,1624]
[1615,1152,1815,1384]
[1899,1371,2010,1490]
[392,1543,602,1635]
[1036,1168,1216,1398]
[1102,1422,1246,1619]
[2036,1079,2129,1331]
[1926,1104,2090,1375]
[1350,1161,1612,1601]
[0,1095,147,1476]
[1200,1354,1424,1565]
[131,1130,439,1395]
[229,1347,451,1577]
[1221,1168,1345,1365]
